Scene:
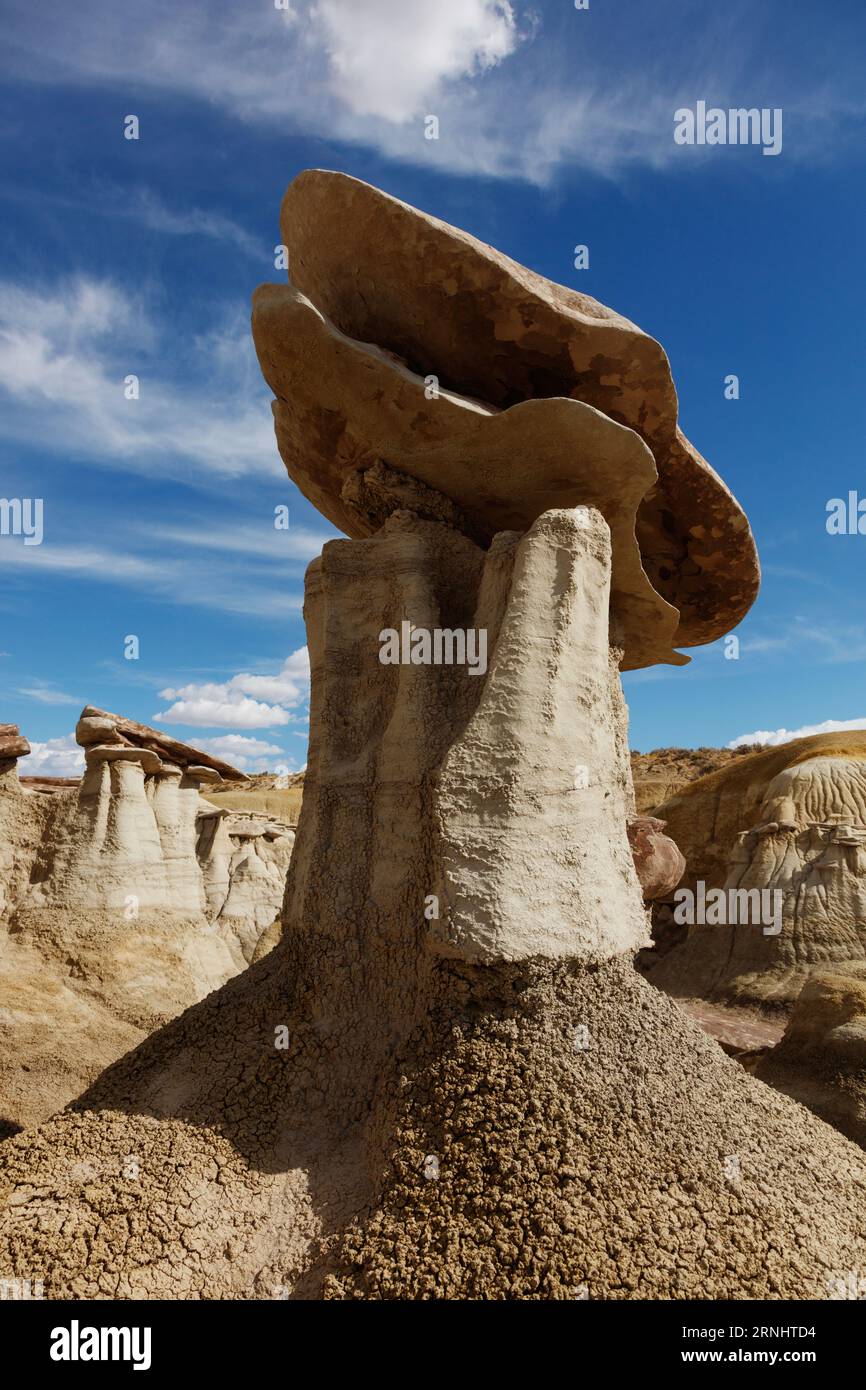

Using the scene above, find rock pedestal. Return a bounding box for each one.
[3,508,866,1299]
[0,723,30,785]
[290,505,646,979]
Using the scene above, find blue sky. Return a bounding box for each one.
[1,0,866,772]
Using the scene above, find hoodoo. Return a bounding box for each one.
[2,174,866,1300]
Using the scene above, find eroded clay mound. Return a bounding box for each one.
[1,954,865,1299]
[649,736,866,1004]
[757,965,866,1149]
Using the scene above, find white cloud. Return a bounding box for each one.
[0,276,278,480]
[24,733,85,777]
[154,695,291,729]
[193,734,285,758]
[312,0,518,122]
[155,648,310,728]
[728,718,866,749]
[116,186,262,256]
[191,732,299,773]
[4,0,856,183]
[153,522,330,562]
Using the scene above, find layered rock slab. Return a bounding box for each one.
[277,169,759,649]
[252,282,685,671]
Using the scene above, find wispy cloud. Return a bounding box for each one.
[16,682,82,706]
[3,0,863,184]
[152,522,330,562]
[0,276,278,481]
[1,537,308,619]
[0,181,263,257]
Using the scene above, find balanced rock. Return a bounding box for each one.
[627,816,685,901]
[75,706,247,781]
[6,178,865,1300]
[0,723,30,770]
[275,169,759,649]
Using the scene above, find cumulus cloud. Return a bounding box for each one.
[154,648,310,728]
[25,733,85,777]
[191,733,300,773]
[728,718,866,749]
[311,0,519,122]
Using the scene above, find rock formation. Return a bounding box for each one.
[277,170,758,651]
[649,733,866,1004]
[75,705,248,782]
[627,816,685,902]
[755,966,866,1149]
[0,710,294,1132]
[5,173,866,1300]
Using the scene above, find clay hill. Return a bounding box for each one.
[4,173,866,1300]
[204,770,305,824]
[630,744,759,814]
[0,711,296,1134]
[647,729,866,1006]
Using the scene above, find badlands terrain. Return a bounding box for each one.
[1,172,865,1300]
[0,711,298,1135]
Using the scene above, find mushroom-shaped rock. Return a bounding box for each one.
[23,185,866,1305]
[253,283,685,671]
[627,815,686,901]
[273,169,759,649]
[75,705,247,782]
[187,765,223,785]
[84,744,164,774]
[75,715,127,747]
[0,724,31,763]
